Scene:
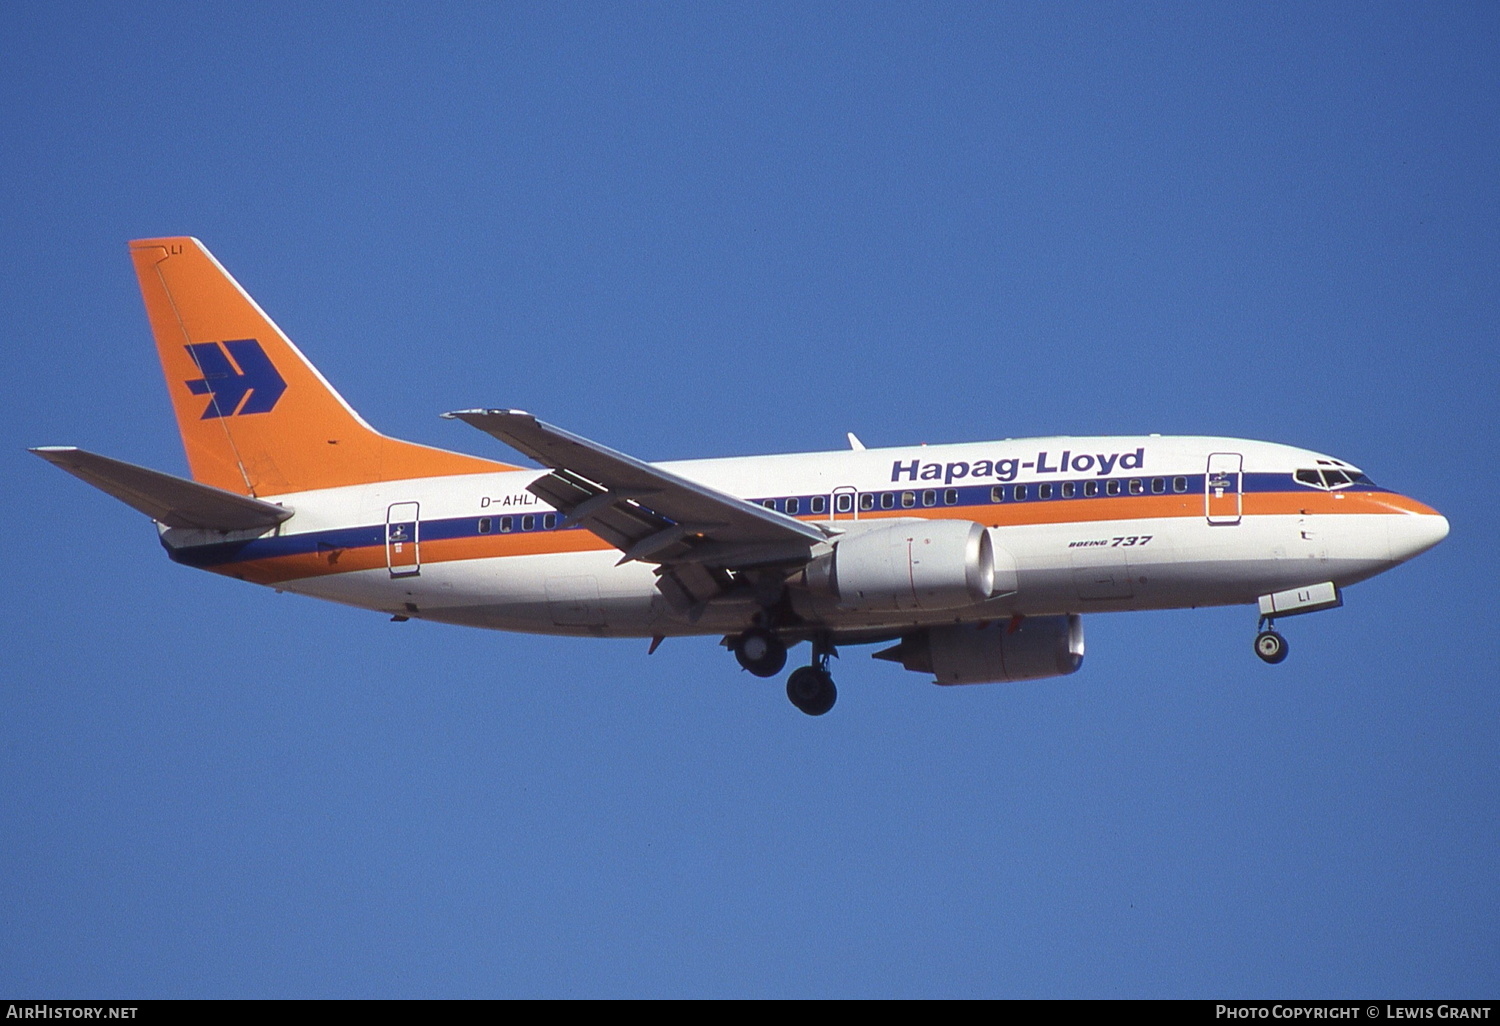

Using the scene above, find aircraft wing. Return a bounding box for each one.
[443,410,827,574]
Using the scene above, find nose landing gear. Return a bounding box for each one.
[1254,617,1288,664]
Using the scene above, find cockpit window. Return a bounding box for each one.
[1295,467,1376,491]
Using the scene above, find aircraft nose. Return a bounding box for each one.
[1388,511,1449,564]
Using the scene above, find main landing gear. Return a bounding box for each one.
[732,627,787,677]
[786,636,837,716]
[1254,617,1288,664]
[729,628,837,715]
[786,667,836,716]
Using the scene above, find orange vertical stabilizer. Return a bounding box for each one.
[130,237,515,496]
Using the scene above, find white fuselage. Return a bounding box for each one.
[161,434,1448,641]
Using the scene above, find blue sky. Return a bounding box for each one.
[2,2,1496,998]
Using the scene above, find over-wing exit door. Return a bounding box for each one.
[386,502,420,576]
[1205,453,1242,525]
[831,487,859,521]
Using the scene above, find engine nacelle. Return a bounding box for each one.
[875,615,1085,685]
[806,519,995,612]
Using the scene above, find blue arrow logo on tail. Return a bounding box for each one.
[184,339,287,419]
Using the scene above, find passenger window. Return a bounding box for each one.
[1084,481,1099,498]
[881,493,895,510]
[1173,477,1187,493]
[1106,480,1121,496]
[943,489,958,505]
[837,493,855,514]
[1038,483,1053,500]
[1014,485,1027,501]
[921,490,936,507]
[901,491,916,508]
[763,499,777,510]
[500,516,513,533]
[858,493,874,511]
[991,486,1005,503]
[786,497,800,515]
[1061,482,1076,498]
[1151,478,1165,494]
[478,517,492,534]
[522,514,535,531]
[1128,479,1143,495]
[543,513,557,529]
[811,495,827,514]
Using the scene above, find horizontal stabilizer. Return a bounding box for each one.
[30,447,293,531]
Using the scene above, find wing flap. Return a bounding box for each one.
[525,467,668,553]
[31,447,293,532]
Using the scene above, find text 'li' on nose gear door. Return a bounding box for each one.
[1205,453,1243,525]
[386,502,420,577]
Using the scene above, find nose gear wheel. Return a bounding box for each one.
[1254,617,1288,664]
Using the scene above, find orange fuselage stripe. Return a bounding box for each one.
[203,489,1436,586]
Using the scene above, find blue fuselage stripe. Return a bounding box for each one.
[166,473,1388,569]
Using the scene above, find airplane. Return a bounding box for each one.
[32,237,1450,715]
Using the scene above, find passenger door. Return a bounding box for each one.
[1205,453,1243,525]
[386,502,421,577]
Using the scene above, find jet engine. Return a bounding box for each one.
[804,519,995,612]
[875,615,1085,685]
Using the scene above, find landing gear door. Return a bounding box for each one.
[1205,453,1243,525]
[386,502,421,577]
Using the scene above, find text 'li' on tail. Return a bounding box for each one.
[130,237,515,497]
